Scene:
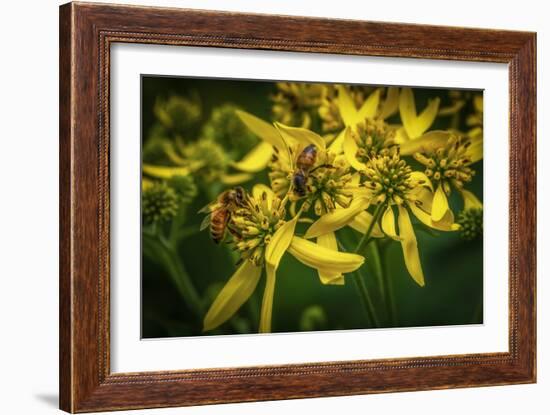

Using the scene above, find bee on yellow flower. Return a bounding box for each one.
[202,184,365,333]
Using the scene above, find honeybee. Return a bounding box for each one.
[292,144,317,197]
[200,187,246,244]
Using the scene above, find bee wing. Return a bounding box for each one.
[198,200,219,214]
[199,213,212,231]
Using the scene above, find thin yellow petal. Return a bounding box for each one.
[316,232,345,285]
[415,97,440,138]
[288,236,365,274]
[328,129,346,155]
[342,127,366,171]
[337,85,358,127]
[394,126,409,144]
[357,89,381,120]
[220,173,253,185]
[379,87,400,120]
[275,122,326,151]
[231,141,273,173]
[381,205,400,240]
[399,88,418,138]
[252,183,275,210]
[142,164,190,179]
[260,264,276,333]
[409,171,433,191]
[399,88,440,139]
[400,130,450,156]
[236,110,288,160]
[409,201,459,232]
[348,211,384,238]
[265,216,299,268]
[432,184,450,222]
[467,135,483,163]
[461,189,483,210]
[305,197,370,239]
[203,261,262,332]
[397,206,425,286]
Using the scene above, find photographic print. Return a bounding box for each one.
[140,77,484,338]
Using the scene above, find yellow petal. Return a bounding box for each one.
[432,184,450,222]
[236,110,288,160]
[399,88,440,139]
[337,85,358,127]
[231,141,273,173]
[381,205,400,240]
[409,202,459,232]
[142,178,154,191]
[348,211,384,238]
[275,122,326,151]
[328,129,346,155]
[397,205,425,286]
[467,135,483,163]
[474,95,483,113]
[415,97,440,137]
[142,164,190,179]
[305,197,370,239]
[357,89,381,121]
[379,87,399,120]
[220,173,253,185]
[399,130,450,156]
[288,236,365,274]
[409,171,433,191]
[394,126,409,144]
[316,232,345,285]
[260,264,276,333]
[265,216,299,268]
[203,261,262,332]
[461,189,483,210]
[253,183,275,209]
[343,127,366,171]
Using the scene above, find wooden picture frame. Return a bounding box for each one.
[59,2,536,412]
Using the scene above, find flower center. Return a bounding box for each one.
[363,149,415,205]
[229,192,285,266]
[413,134,475,194]
[352,119,396,163]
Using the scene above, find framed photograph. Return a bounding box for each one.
[59,2,536,412]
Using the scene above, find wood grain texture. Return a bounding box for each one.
[59,2,536,412]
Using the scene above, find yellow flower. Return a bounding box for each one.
[203,184,365,333]
[343,119,396,171]
[396,87,440,142]
[329,86,400,155]
[271,82,327,128]
[412,133,482,222]
[306,148,457,287]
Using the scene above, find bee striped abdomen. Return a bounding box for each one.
[210,208,229,244]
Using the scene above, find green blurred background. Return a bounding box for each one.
[141,76,483,338]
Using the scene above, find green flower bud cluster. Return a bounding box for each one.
[167,175,198,205]
[457,208,483,241]
[142,182,180,225]
[153,95,202,137]
[183,138,228,183]
[202,104,257,158]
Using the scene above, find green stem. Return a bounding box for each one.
[352,269,380,328]
[349,203,386,328]
[354,202,385,255]
[374,241,397,326]
[144,231,204,319]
